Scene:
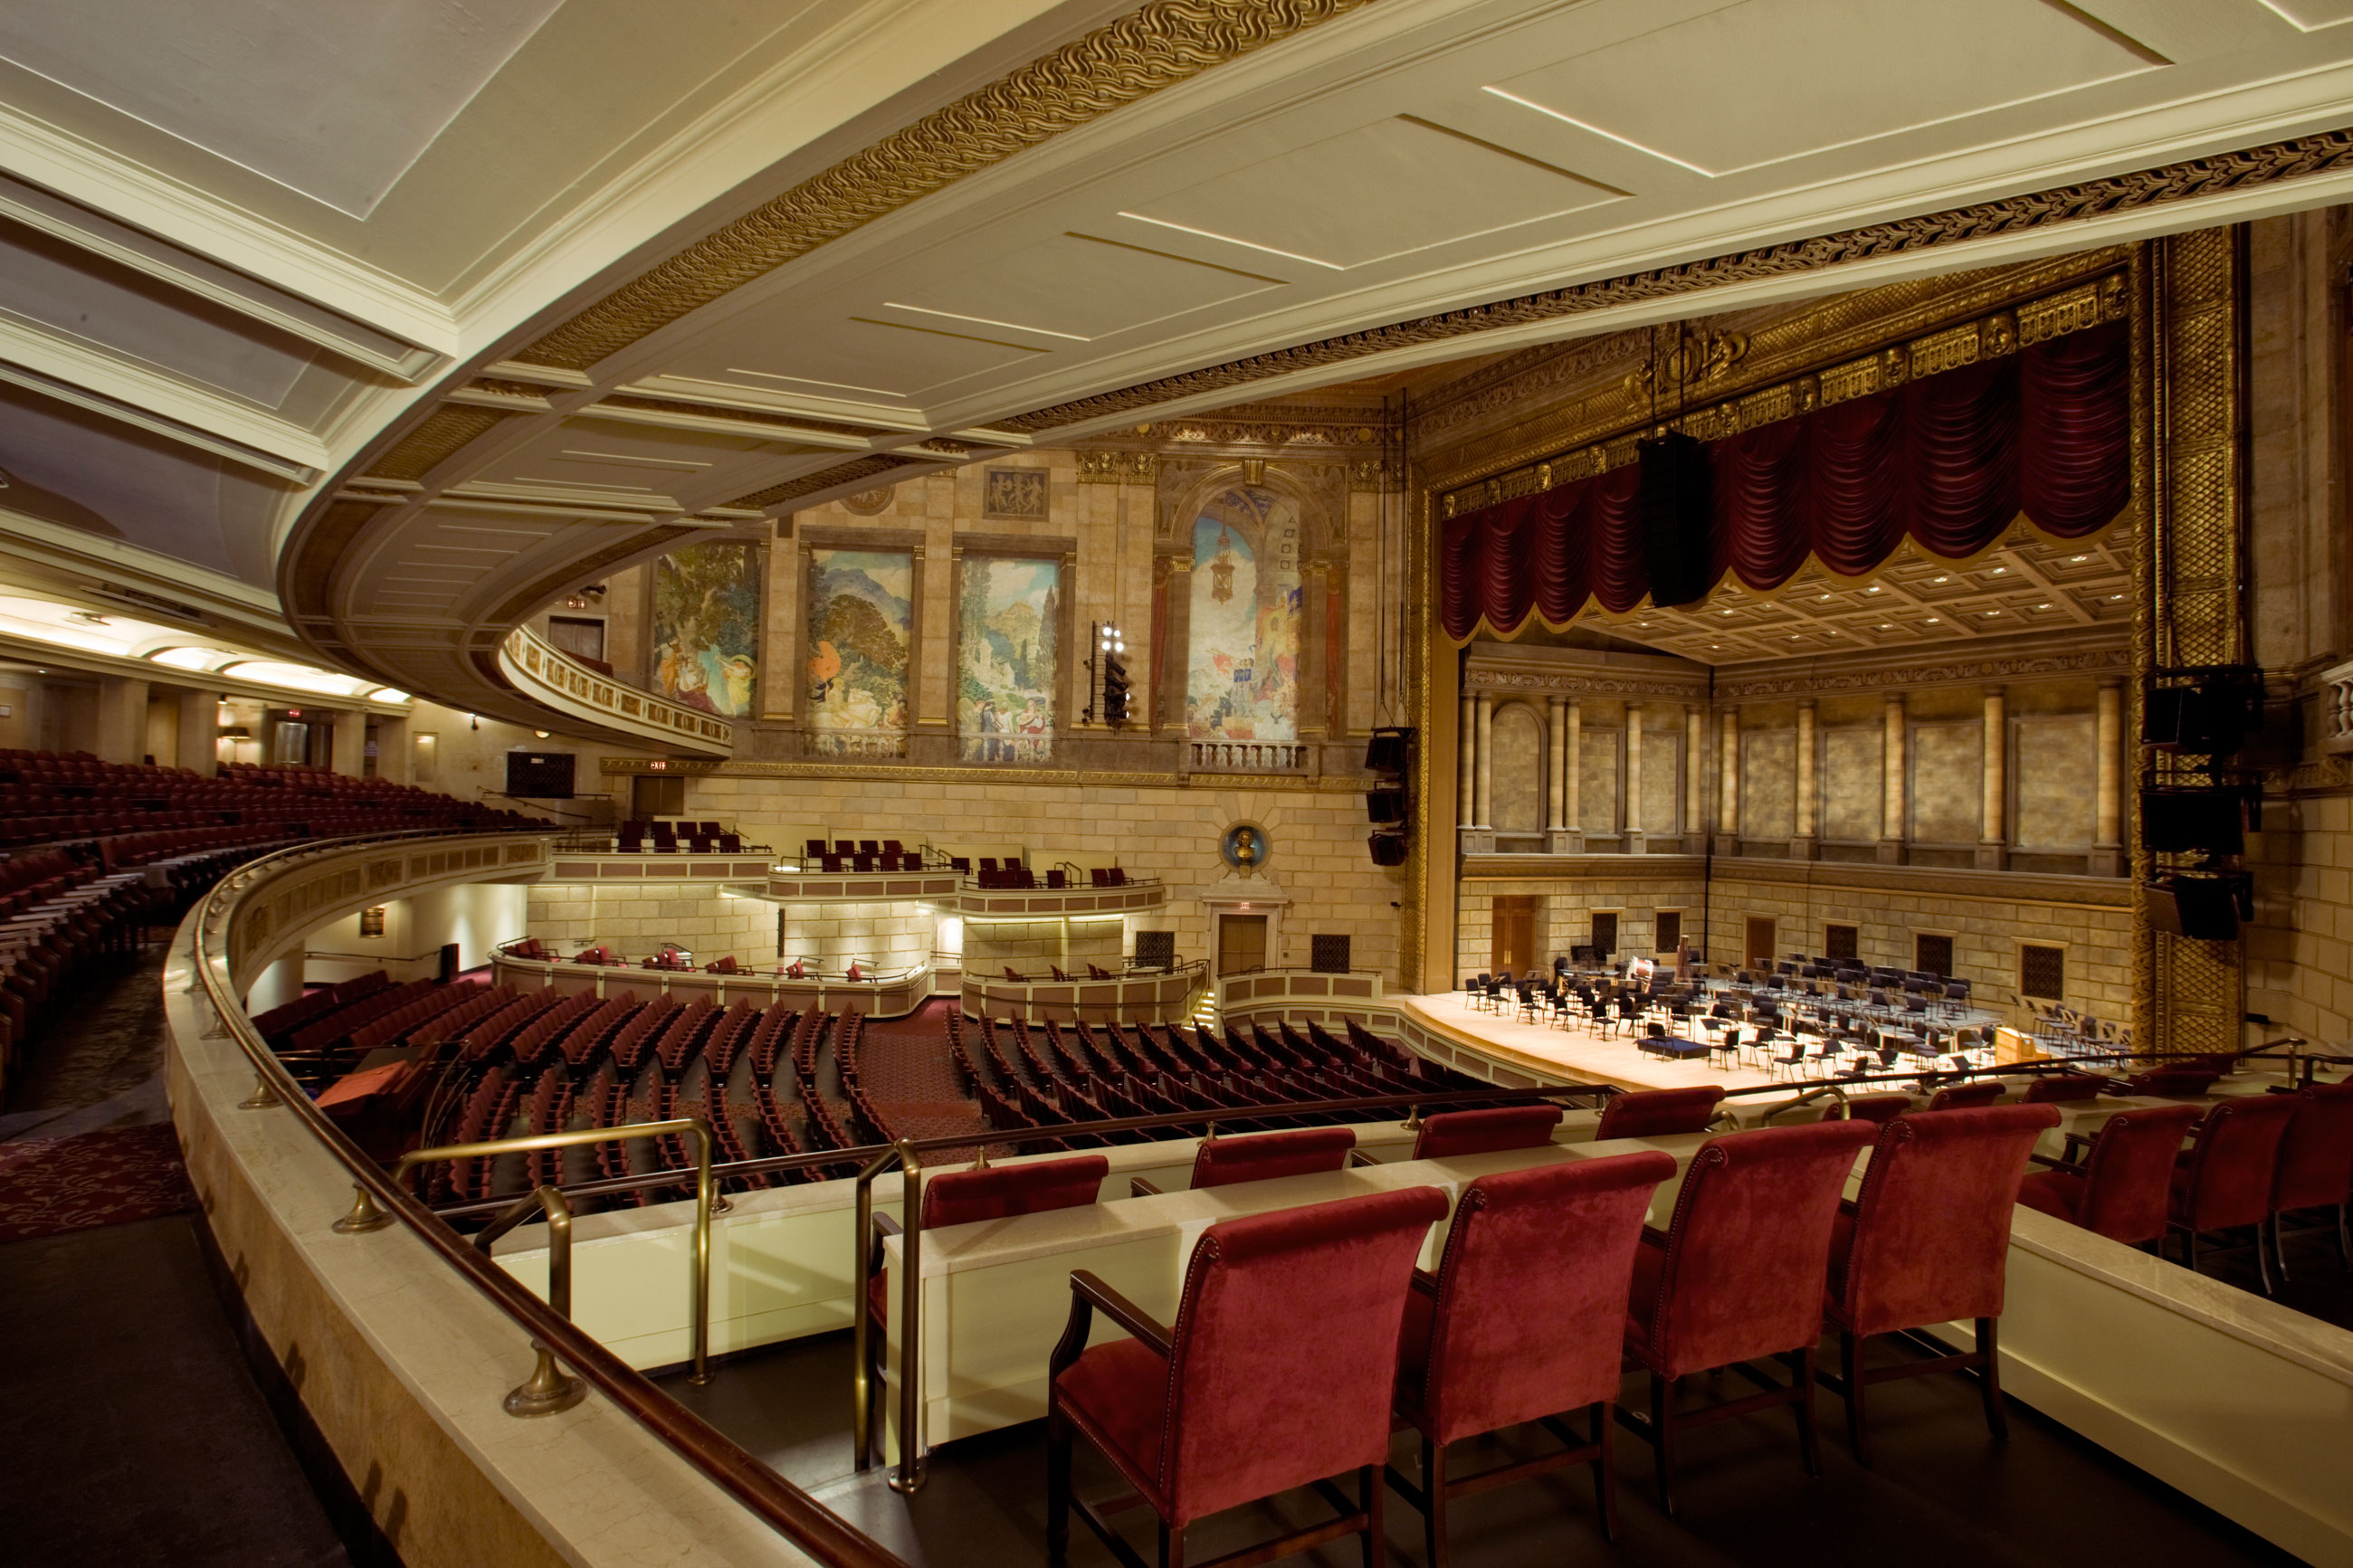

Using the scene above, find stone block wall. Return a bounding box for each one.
[525,883,776,965]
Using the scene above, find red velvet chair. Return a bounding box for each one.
[1925,1080,2004,1111]
[2272,1081,2353,1278]
[2022,1073,2108,1104]
[2168,1095,2301,1292]
[1390,1152,1676,1563]
[2016,1104,2202,1245]
[1048,1187,1449,1568]
[1620,1119,1880,1513]
[1132,1127,1358,1198]
[863,1155,1108,1462]
[1821,1105,2061,1464]
[1410,1105,1561,1159]
[1594,1085,1723,1141]
[1843,1093,1913,1126]
[2129,1067,2223,1098]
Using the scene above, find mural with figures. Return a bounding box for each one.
[805,547,911,755]
[653,542,759,717]
[1186,487,1300,741]
[957,556,1060,763]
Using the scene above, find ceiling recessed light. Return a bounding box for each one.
[2071,555,2090,563]
[1867,586,1881,594]
[2037,603,2052,610]
[2110,594,2124,601]
[1878,623,1892,630]
[1985,610,2000,616]
[1992,567,2005,575]
[1721,609,1734,615]
[1926,616,1940,623]
[1818,594,1830,600]
[1933,575,1948,584]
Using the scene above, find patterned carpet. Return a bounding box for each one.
[0,1123,195,1242]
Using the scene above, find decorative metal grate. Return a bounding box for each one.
[2021,944,2066,1002]
[1309,934,1351,974]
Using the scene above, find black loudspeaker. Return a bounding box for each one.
[505,751,576,798]
[1367,788,1406,824]
[1366,729,1409,774]
[2143,676,2256,756]
[2140,788,2243,856]
[1636,432,1711,608]
[2148,876,2245,941]
[1367,832,1407,867]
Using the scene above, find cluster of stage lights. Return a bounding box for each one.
[1094,623,1129,725]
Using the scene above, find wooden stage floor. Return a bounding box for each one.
[1395,991,1782,1094]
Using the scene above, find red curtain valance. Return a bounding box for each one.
[1439,319,2129,641]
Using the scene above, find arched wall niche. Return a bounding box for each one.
[1488,700,1544,837]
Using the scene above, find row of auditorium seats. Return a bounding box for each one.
[615,819,746,853]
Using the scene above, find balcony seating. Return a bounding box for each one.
[1820,1105,2061,1464]
[1048,1186,1450,1568]
[1594,1086,1723,1142]
[1926,1080,2005,1111]
[1388,1152,1676,1562]
[2015,1104,2203,1245]
[1843,1093,1914,1125]
[1618,1119,1880,1514]
[2129,1066,2224,1098]
[2272,1081,2353,1276]
[1410,1106,1562,1160]
[2021,1073,2108,1104]
[2167,1095,2301,1291]
[1136,1126,1356,1196]
[706,955,739,974]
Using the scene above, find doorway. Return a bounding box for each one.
[1745,916,1777,971]
[1216,914,1267,976]
[1491,896,1535,976]
[1589,910,1618,963]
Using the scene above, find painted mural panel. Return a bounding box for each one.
[1909,722,1984,843]
[957,556,1060,763]
[805,547,911,756]
[1186,487,1300,741]
[1577,729,1619,835]
[1820,727,1884,841]
[1742,729,1796,839]
[2015,715,2096,848]
[1489,705,1542,834]
[653,542,759,717]
[1640,724,1681,837]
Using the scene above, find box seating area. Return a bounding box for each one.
[801,836,926,872]
[617,819,747,853]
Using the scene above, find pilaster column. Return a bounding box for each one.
[1545,696,1567,831]
[175,689,217,774]
[1623,702,1643,853]
[95,677,148,765]
[1159,556,1192,741]
[1683,705,1704,851]
[1473,690,1493,829]
[2092,679,2124,876]
[1793,699,1818,860]
[1457,690,1478,851]
[374,713,412,785]
[330,710,368,777]
[1300,561,1329,738]
[1880,693,1907,863]
[1717,708,1740,854]
[1556,699,1583,854]
[1978,688,2007,870]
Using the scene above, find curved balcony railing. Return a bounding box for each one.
[499,624,733,756]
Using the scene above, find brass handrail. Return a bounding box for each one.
[338,1117,720,1385]
[472,1185,582,1416]
[185,829,905,1568]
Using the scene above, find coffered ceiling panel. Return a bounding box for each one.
[470,417,835,515]
[696,314,1051,404]
[878,232,1283,343]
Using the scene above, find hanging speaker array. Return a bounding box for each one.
[1366,727,1413,867]
[2140,665,2263,941]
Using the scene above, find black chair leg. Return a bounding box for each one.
[2275,1210,2293,1286]
[1651,1371,1680,1516]
[1840,1331,1871,1466]
[1976,1316,2009,1441]
[2254,1221,2277,1297]
[2339,1202,2350,1270]
[1360,1463,1384,1568]
[1590,1401,1618,1544]
[1420,1434,1445,1568]
[1158,1519,1184,1568]
[1046,1411,1072,1568]
[1794,1345,1823,1477]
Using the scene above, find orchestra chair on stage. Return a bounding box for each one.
[1618,1119,1881,1514]
[2167,1095,2301,1293]
[2015,1104,2203,1247]
[1594,1086,1722,1142]
[1129,1126,1358,1197]
[863,1154,1108,1464]
[1410,1106,1561,1161]
[1388,1153,1676,1563]
[1047,1187,1450,1568]
[1820,1105,2060,1464]
[2272,1080,2353,1278]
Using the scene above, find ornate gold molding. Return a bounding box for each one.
[600,755,1367,792]
[727,455,927,511]
[1005,128,2353,432]
[365,405,520,484]
[513,0,1381,374]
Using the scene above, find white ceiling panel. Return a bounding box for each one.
[2258,0,2353,27]
[1119,114,1625,271]
[704,315,1051,403]
[1491,0,2166,178]
[879,232,1287,343]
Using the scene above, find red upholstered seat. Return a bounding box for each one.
[1048,1187,1449,1568]
[1619,1118,1880,1514]
[1410,1105,1562,1160]
[2129,1067,2223,1098]
[2015,1103,2201,1245]
[2168,1095,2301,1291]
[1389,1153,1675,1562]
[1595,1085,1722,1141]
[2272,1082,2353,1278]
[1843,1093,1913,1125]
[1925,1080,2005,1111]
[1821,1105,2059,1463]
[1190,1126,1355,1188]
[2022,1073,2108,1104]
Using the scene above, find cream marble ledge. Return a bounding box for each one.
[165,942,822,1568]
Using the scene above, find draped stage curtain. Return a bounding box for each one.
[1439,319,2129,641]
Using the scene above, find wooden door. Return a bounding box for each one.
[1491,896,1535,975]
[1589,910,1619,963]
[1217,914,1267,976]
[1745,916,1776,971]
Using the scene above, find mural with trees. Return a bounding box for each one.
[957,556,1059,763]
[653,542,759,717]
[805,547,911,756]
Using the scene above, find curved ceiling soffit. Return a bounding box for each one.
[278,0,1380,741]
[280,9,2353,735]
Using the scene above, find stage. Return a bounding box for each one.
[1394,991,1781,1095]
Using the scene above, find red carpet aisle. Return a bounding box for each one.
[853,997,997,1146]
[0,1122,195,1241]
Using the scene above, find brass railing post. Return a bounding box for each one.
[849,1145,899,1471]
[888,1138,926,1496]
[688,1116,715,1386]
[474,1185,584,1416]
